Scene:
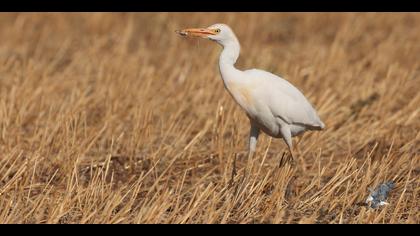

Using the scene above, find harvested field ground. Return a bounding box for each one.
[0,13,419,223]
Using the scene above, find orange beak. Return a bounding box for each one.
[175,28,216,38]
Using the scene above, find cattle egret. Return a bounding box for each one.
[176,24,325,166]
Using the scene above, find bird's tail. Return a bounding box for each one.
[309,121,325,131]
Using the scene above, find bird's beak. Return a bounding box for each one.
[175,28,216,38]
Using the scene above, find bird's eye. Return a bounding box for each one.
[214,29,221,33]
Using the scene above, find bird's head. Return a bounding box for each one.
[176,23,238,46]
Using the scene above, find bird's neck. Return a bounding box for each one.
[219,40,240,66]
[219,40,241,84]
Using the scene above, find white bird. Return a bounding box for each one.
[177,23,325,166]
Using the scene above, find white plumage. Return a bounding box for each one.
[177,23,325,163]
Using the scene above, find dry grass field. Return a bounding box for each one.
[0,13,419,224]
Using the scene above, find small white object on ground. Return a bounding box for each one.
[366,181,394,209]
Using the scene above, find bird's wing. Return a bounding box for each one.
[244,69,324,129]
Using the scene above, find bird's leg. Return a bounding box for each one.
[279,125,295,167]
[229,153,237,187]
[278,151,287,168]
[288,145,296,167]
[248,123,260,161]
[279,147,296,167]
[230,123,259,185]
[244,122,260,178]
